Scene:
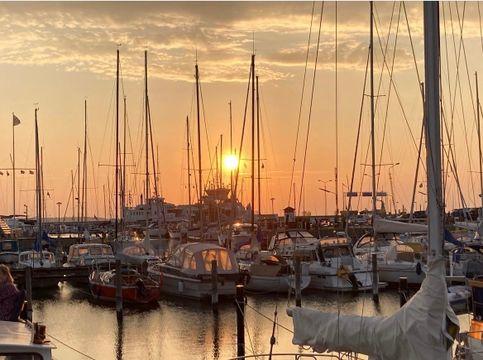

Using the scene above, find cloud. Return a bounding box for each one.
[0,1,480,83]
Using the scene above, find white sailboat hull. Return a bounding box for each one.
[246,274,311,293]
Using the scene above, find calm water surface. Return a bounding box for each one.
[30,284,470,360]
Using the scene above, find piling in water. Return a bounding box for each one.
[372,253,379,303]
[115,259,123,320]
[294,256,302,307]
[235,284,245,358]
[25,267,33,322]
[211,259,218,307]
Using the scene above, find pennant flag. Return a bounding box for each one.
[0,172,3,176]
[12,114,21,127]
[20,170,25,174]
[29,170,34,175]
[6,172,9,176]
[47,192,51,198]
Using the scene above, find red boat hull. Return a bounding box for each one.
[89,282,160,304]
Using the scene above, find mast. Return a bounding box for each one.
[229,101,233,199]
[82,99,87,222]
[115,48,119,240]
[122,96,127,222]
[256,75,261,215]
[195,61,203,233]
[476,72,483,237]
[251,54,255,230]
[424,2,443,259]
[335,1,339,219]
[34,108,42,248]
[71,169,75,220]
[220,134,223,188]
[12,114,16,219]
[369,1,379,303]
[144,50,149,207]
[77,147,80,226]
[186,116,192,225]
[370,1,377,229]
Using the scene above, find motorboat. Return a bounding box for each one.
[0,239,20,264]
[148,242,239,299]
[243,253,311,293]
[63,243,115,267]
[353,232,426,285]
[269,230,374,292]
[89,267,160,305]
[120,244,159,265]
[0,321,55,359]
[18,250,56,268]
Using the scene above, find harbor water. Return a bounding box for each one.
[30,283,427,360]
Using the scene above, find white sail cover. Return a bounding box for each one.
[373,217,427,234]
[288,257,459,359]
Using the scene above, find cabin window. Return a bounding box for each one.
[202,250,218,272]
[78,248,89,256]
[277,238,293,248]
[183,255,193,269]
[217,250,233,271]
[102,247,113,255]
[90,247,102,256]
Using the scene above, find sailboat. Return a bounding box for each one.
[287,3,460,359]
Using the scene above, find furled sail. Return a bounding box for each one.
[288,257,459,359]
[373,217,427,234]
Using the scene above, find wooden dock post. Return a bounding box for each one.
[211,259,218,307]
[372,253,379,303]
[25,267,33,322]
[399,276,408,307]
[294,256,302,307]
[115,259,123,320]
[235,284,245,358]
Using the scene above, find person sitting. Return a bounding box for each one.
[0,264,20,321]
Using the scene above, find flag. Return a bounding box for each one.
[0,172,3,176]
[20,170,24,174]
[47,192,51,198]
[12,114,21,127]
[6,172,9,176]
[29,170,34,175]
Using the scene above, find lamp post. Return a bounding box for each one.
[23,204,28,220]
[270,197,275,215]
[56,201,62,223]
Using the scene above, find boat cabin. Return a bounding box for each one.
[166,243,237,275]
[65,243,114,266]
[19,251,55,268]
[268,229,319,257]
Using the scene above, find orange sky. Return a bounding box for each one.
[0,1,482,219]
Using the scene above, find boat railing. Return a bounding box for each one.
[228,353,364,360]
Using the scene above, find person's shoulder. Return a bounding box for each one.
[3,282,18,293]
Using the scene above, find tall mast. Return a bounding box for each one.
[186,116,192,225]
[82,99,87,222]
[115,48,119,240]
[122,96,127,221]
[251,54,255,230]
[12,114,16,219]
[229,101,233,197]
[144,50,149,205]
[476,72,483,236]
[220,134,223,188]
[77,147,80,227]
[71,169,75,220]
[256,75,261,215]
[195,61,203,233]
[424,2,443,259]
[335,1,339,219]
[34,108,41,247]
[370,1,377,229]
